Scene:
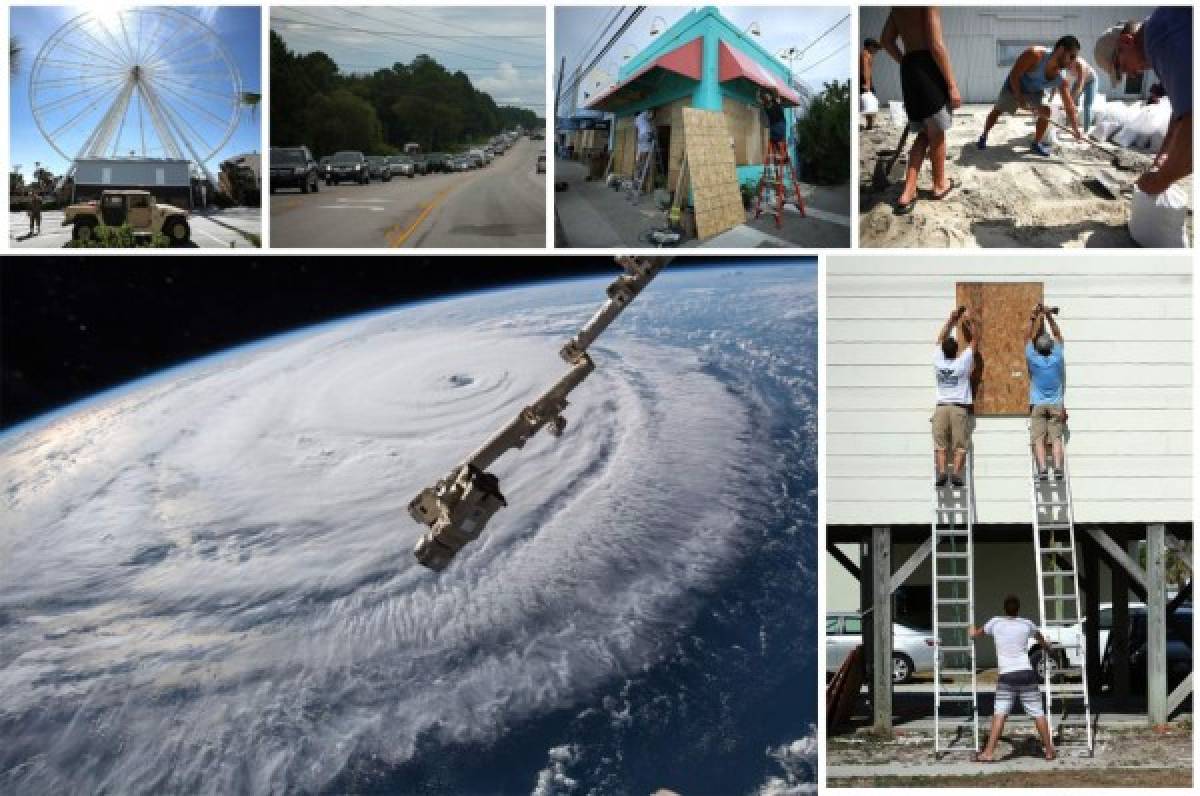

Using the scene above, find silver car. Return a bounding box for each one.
[826,611,938,683]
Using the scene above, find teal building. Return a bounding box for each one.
[586,6,803,190]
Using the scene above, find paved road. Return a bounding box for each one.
[9,209,261,249]
[270,138,546,248]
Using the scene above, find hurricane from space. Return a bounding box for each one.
[0,267,816,794]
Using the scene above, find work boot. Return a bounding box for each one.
[935,472,949,487]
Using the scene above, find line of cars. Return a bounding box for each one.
[270,135,523,194]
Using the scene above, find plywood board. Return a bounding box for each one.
[956,282,1044,416]
[657,97,688,192]
[612,116,635,177]
[681,107,744,240]
[722,96,764,167]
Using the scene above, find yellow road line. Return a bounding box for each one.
[386,179,464,248]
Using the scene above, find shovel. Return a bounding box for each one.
[1028,112,1127,198]
[871,126,911,189]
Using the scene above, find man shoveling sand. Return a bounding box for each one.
[977,36,1084,156]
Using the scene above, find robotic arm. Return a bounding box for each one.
[408,256,669,571]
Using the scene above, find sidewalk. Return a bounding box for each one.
[553,158,850,248]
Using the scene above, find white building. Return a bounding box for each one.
[73,158,194,208]
[826,256,1191,702]
[860,6,1162,105]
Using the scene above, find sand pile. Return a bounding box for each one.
[859,105,1193,248]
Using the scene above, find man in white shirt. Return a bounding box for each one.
[970,595,1057,762]
[634,109,656,190]
[932,307,979,487]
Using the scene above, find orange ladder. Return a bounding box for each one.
[753,140,806,227]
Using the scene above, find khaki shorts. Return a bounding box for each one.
[1030,403,1065,444]
[995,86,1048,116]
[932,404,972,452]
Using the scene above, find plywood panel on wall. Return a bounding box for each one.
[657,97,688,193]
[681,107,743,240]
[612,116,635,177]
[956,282,1043,416]
[721,96,764,167]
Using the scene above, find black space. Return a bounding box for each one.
[1,254,618,429]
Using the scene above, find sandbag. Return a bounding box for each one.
[860,91,880,114]
[1129,185,1190,248]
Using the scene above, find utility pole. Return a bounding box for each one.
[553,55,566,124]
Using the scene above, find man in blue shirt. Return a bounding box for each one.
[1093,8,1192,196]
[1026,304,1066,480]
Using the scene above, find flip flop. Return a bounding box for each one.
[931,179,958,201]
[894,197,917,216]
[972,753,995,763]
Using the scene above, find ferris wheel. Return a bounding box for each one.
[29,7,243,176]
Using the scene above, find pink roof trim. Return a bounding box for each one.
[718,40,802,106]
[585,37,703,110]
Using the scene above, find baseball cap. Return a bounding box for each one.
[1093,24,1127,84]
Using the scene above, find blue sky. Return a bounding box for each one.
[555,6,852,116]
[270,6,545,115]
[10,5,262,179]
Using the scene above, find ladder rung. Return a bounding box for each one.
[1044,594,1078,600]
[1042,571,1077,577]
[936,575,971,581]
[937,694,976,701]
[1040,547,1075,553]
[1037,501,1071,508]
[938,622,971,628]
[1043,619,1080,626]
[937,553,971,559]
[938,598,971,605]
[939,645,972,652]
[939,668,974,675]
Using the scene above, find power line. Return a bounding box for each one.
[559,6,645,115]
[566,6,623,89]
[272,13,543,70]
[338,7,540,64]
[798,40,850,74]
[796,13,851,59]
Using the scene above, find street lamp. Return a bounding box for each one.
[649,16,667,36]
[746,22,761,37]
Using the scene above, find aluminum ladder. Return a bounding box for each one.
[1030,443,1094,754]
[932,448,980,756]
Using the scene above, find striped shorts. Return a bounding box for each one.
[994,669,1044,717]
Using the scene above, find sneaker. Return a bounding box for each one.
[1032,142,1052,157]
[950,473,964,488]
[935,473,949,487]
[1037,468,1049,482]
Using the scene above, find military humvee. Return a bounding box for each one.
[63,190,190,245]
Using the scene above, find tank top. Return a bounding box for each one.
[1017,51,1065,96]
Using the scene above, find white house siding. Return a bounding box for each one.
[860,6,1160,104]
[827,256,1192,528]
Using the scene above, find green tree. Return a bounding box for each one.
[794,79,850,185]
